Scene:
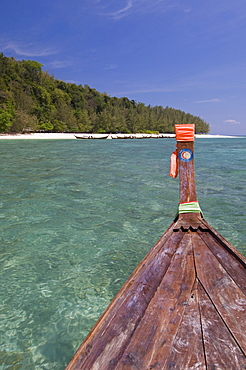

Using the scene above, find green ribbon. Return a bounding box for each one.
[178,201,202,215]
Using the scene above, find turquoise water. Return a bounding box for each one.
[0,138,245,369]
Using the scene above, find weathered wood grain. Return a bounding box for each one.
[197,282,246,369]
[200,218,246,269]
[115,233,195,369]
[164,280,206,369]
[178,141,197,204]
[193,232,246,355]
[197,228,246,295]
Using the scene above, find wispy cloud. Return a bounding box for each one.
[194,98,222,104]
[112,84,181,96]
[111,61,246,96]
[1,40,57,57]
[96,0,176,20]
[49,60,72,69]
[109,0,133,19]
[103,64,118,70]
[112,83,200,96]
[63,79,82,84]
[224,119,240,125]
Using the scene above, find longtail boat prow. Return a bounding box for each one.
[66,124,246,369]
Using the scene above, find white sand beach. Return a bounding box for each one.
[195,134,241,138]
[0,133,77,139]
[0,132,242,139]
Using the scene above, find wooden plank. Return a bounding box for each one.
[178,141,198,204]
[165,279,206,369]
[66,228,184,369]
[198,229,246,295]
[193,232,246,355]
[197,282,246,369]
[115,233,196,369]
[200,219,246,268]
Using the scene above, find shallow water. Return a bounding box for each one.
[0,138,245,369]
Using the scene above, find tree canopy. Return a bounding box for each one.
[0,53,210,134]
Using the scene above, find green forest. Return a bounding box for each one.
[0,53,210,134]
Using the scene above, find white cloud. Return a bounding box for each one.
[63,79,82,84]
[224,119,240,124]
[1,40,57,57]
[194,99,222,104]
[109,0,133,19]
[103,64,118,70]
[49,60,72,69]
[97,0,175,20]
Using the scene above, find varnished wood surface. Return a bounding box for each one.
[66,217,246,369]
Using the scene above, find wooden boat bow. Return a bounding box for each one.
[66,124,246,369]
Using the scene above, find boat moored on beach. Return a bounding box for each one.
[74,133,176,140]
[74,134,109,139]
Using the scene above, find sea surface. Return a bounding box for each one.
[0,138,245,369]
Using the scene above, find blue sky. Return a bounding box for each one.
[1,0,246,134]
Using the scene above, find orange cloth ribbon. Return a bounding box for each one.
[175,124,195,141]
[169,149,178,178]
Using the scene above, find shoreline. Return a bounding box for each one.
[0,132,243,140]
